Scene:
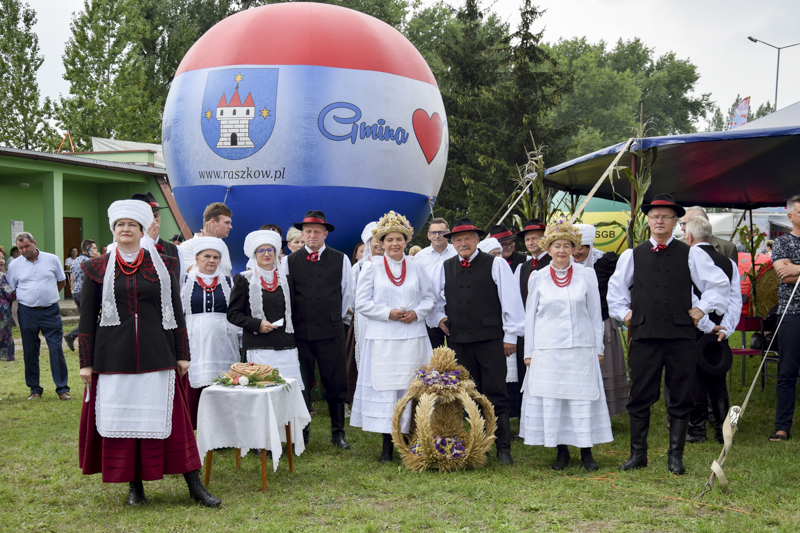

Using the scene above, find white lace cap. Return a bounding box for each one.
[360,221,378,262]
[100,200,177,330]
[575,224,596,247]
[191,236,228,259]
[478,237,502,255]
[244,230,281,259]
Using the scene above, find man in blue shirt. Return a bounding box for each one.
[7,232,71,400]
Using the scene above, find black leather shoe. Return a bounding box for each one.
[331,431,351,450]
[581,448,599,471]
[379,433,394,463]
[497,448,514,465]
[686,403,708,443]
[551,445,570,471]
[712,399,729,445]
[64,334,76,352]
[127,479,147,506]
[667,418,689,475]
[303,424,310,446]
[495,414,513,465]
[329,402,351,450]
[184,469,221,508]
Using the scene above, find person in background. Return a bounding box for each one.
[408,245,421,256]
[573,224,627,417]
[414,218,457,350]
[286,227,305,255]
[77,200,219,507]
[478,238,502,257]
[0,246,15,361]
[679,206,738,262]
[7,246,20,268]
[180,202,234,275]
[765,240,774,257]
[430,217,525,465]
[171,234,186,246]
[769,194,800,442]
[65,247,79,285]
[182,237,240,428]
[522,220,612,471]
[489,223,528,271]
[63,239,97,351]
[7,232,70,401]
[100,246,108,255]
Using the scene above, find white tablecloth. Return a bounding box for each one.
[197,378,311,472]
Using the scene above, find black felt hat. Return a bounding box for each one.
[131,191,169,210]
[293,210,335,232]
[489,223,515,242]
[641,193,686,217]
[516,218,547,240]
[696,333,733,376]
[443,217,485,239]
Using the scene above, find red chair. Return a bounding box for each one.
[731,317,765,389]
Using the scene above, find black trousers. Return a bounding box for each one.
[628,338,696,420]
[692,369,728,404]
[296,336,348,410]
[450,338,509,416]
[427,326,448,350]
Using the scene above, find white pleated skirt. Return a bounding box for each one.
[520,365,614,448]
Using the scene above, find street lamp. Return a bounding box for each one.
[747,36,800,110]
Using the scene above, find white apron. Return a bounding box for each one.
[96,370,174,439]
[186,312,241,388]
[370,337,430,391]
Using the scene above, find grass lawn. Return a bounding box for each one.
[1,328,799,532]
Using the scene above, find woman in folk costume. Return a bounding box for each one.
[77,200,220,508]
[573,224,628,417]
[182,236,241,428]
[226,230,302,388]
[521,219,612,471]
[350,211,435,462]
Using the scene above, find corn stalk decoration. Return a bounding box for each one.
[510,136,560,231]
[737,223,768,315]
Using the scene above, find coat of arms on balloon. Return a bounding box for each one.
[201,69,278,160]
[163,3,448,272]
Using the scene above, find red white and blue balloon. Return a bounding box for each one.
[163,3,448,270]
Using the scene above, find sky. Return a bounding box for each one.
[28,0,800,132]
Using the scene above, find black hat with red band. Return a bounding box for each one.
[131,191,169,211]
[516,218,546,240]
[641,193,686,217]
[294,209,335,232]
[443,217,486,239]
[489,223,515,242]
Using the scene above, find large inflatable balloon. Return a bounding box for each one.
[163,3,448,271]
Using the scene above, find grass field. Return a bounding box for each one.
[1,327,799,532]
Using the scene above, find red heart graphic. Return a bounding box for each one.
[412,109,442,164]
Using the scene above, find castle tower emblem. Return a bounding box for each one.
[215,77,256,148]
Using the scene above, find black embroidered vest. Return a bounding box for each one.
[443,251,504,343]
[287,247,345,341]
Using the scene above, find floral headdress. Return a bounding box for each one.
[373,210,414,241]
[539,218,583,250]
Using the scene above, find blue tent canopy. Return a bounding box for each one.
[544,101,800,209]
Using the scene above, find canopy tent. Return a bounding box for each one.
[544,100,800,209]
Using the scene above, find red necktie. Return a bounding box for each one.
[460,259,470,268]
[651,244,667,253]
[531,258,538,268]
[306,252,320,262]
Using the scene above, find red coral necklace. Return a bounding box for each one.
[197,275,219,293]
[116,249,144,276]
[550,265,573,288]
[260,272,279,292]
[384,256,407,286]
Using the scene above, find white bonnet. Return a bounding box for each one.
[575,224,596,247]
[108,200,153,234]
[192,236,228,258]
[478,237,502,254]
[244,230,282,258]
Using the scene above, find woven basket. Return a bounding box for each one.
[392,346,496,472]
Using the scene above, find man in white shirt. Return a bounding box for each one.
[413,217,457,348]
[7,232,71,400]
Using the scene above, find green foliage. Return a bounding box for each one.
[704,94,775,133]
[0,0,58,151]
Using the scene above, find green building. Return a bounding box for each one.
[0,147,190,298]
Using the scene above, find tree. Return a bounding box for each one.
[54,0,126,150]
[703,95,775,132]
[0,0,58,150]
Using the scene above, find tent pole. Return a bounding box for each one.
[629,154,638,242]
[569,138,634,223]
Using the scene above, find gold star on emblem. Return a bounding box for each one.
[204,109,212,120]
[234,73,243,83]
[260,108,271,118]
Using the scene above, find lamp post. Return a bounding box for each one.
[747,37,800,110]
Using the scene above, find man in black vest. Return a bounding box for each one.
[607,194,729,474]
[430,218,525,464]
[287,210,353,449]
[683,217,738,444]
[489,223,528,272]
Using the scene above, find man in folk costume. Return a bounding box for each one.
[430,217,525,464]
[607,193,729,474]
[683,217,740,444]
[490,223,528,272]
[573,224,628,417]
[512,218,549,418]
[77,200,220,507]
[287,210,353,449]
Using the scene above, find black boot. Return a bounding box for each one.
[183,469,221,508]
[64,334,76,352]
[667,418,689,475]
[551,445,570,471]
[686,403,708,443]
[127,478,147,506]
[712,399,729,445]
[496,414,513,465]
[580,447,598,472]
[620,415,649,471]
[379,433,394,463]
[329,402,351,450]
[303,423,310,446]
